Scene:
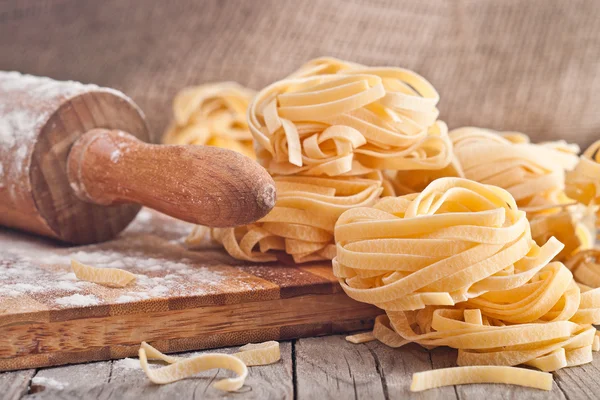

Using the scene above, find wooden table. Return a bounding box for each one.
[2,334,599,400]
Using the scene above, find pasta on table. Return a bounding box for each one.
[338,178,600,374]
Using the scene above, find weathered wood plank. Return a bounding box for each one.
[99,342,292,399]
[24,361,111,399]
[0,369,35,400]
[429,347,566,400]
[366,341,456,400]
[554,352,600,400]
[295,335,386,399]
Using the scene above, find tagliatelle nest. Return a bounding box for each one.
[250,58,452,175]
[335,177,600,372]
[163,82,255,158]
[447,127,589,261]
[205,57,453,262]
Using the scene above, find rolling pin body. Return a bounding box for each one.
[0,72,275,244]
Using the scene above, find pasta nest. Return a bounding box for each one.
[211,173,386,263]
[203,58,453,263]
[248,59,453,176]
[334,177,600,371]
[163,82,255,158]
[448,127,588,260]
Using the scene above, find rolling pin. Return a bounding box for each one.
[0,71,276,244]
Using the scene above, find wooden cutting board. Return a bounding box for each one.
[0,210,380,372]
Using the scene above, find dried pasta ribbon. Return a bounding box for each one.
[449,127,586,260]
[450,127,579,209]
[345,332,376,344]
[410,366,553,392]
[138,341,280,391]
[566,249,600,288]
[566,140,600,242]
[249,57,452,175]
[335,177,600,372]
[71,259,136,288]
[163,82,255,159]
[232,341,281,366]
[139,346,247,391]
[566,140,600,206]
[212,174,384,263]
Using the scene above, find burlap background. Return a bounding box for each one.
[1,0,599,146]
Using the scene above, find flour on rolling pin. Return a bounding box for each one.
[0,71,139,194]
[0,71,275,245]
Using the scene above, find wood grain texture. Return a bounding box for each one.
[2,338,600,399]
[0,369,35,400]
[27,361,111,399]
[67,128,275,227]
[1,0,599,147]
[0,209,379,372]
[366,342,456,400]
[554,348,600,400]
[295,335,387,399]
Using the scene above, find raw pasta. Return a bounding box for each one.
[71,259,136,288]
[212,57,452,262]
[449,127,587,260]
[410,366,553,392]
[334,177,600,372]
[213,174,384,262]
[566,140,600,241]
[139,341,280,391]
[566,249,600,288]
[163,82,255,158]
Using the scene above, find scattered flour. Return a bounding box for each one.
[31,376,68,390]
[54,281,82,291]
[110,149,121,163]
[113,357,141,370]
[55,294,100,307]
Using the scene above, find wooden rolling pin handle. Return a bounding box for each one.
[67,129,276,227]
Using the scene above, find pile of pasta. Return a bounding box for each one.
[336,178,600,377]
[163,82,256,159]
[563,140,600,287]
[209,57,452,262]
[446,127,590,261]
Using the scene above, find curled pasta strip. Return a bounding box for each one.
[335,177,600,372]
[450,127,579,209]
[248,58,452,176]
[566,140,600,206]
[71,259,136,288]
[566,249,600,288]
[449,127,586,260]
[139,345,247,391]
[566,140,600,243]
[213,175,384,263]
[139,341,280,391]
[163,82,255,158]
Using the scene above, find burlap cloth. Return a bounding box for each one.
[1,0,599,146]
